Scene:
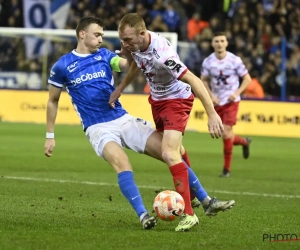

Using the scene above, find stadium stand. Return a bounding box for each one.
[0,0,299,98]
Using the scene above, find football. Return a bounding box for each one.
[153,190,185,221]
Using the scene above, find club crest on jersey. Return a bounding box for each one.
[94,55,102,60]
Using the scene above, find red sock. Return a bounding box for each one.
[181,150,191,167]
[223,138,233,171]
[181,150,196,201]
[233,135,247,146]
[169,162,193,215]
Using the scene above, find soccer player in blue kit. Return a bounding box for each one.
[44,16,234,231]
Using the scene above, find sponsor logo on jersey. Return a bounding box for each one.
[153,48,160,59]
[67,61,78,73]
[164,59,182,73]
[70,70,106,85]
[50,70,55,77]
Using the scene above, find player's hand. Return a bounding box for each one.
[228,93,238,102]
[115,42,132,59]
[44,139,55,157]
[207,112,224,138]
[211,94,220,106]
[109,88,121,108]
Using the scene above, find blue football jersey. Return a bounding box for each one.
[48,49,127,131]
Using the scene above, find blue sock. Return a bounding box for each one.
[118,171,146,218]
[184,161,208,202]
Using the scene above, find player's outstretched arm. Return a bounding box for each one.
[109,61,141,107]
[181,70,224,138]
[44,85,62,157]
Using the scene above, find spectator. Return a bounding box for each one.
[162,2,181,38]
[243,72,265,99]
[148,15,168,32]
[0,0,299,98]
[187,12,209,41]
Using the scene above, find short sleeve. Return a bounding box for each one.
[235,57,248,77]
[164,57,188,80]
[48,61,65,88]
[201,59,209,77]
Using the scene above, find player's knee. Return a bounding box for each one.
[161,149,180,165]
[223,125,233,139]
[108,155,132,173]
[102,142,132,173]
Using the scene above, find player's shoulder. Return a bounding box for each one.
[52,51,74,70]
[203,53,215,63]
[96,48,117,60]
[226,51,242,61]
[149,31,172,50]
[97,47,111,55]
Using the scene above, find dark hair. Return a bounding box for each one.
[75,16,105,38]
[213,31,226,38]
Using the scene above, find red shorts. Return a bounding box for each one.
[214,101,239,126]
[148,94,194,133]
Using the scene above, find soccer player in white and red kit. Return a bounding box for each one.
[201,32,252,177]
[109,13,232,232]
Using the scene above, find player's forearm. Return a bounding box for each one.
[125,54,134,67]
[118,62,140,91]
[119,56,134,72]
[190,79,216,115]
[235,74,251,96]
[46,100,58,132]
[202,80,213,98]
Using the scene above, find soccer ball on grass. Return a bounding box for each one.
[153,190,185,221]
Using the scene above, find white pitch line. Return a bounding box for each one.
[2,176,300,199]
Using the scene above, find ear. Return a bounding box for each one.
[79,30,85,39]
[140,29,146,38]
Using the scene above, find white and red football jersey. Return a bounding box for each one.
[201,52,248,106]
[131,31,191,100]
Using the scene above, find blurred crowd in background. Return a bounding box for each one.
[0,0,299,99]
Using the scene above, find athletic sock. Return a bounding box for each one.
[169,162,194,215]
[223,138,233,171]
[181,149,191,168]
[186,167,209,202]
[233,135,247,146]
[118,171,146,217]
[181,151,196,201]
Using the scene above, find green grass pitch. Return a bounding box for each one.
[0,122,300,250]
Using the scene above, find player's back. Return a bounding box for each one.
[49,49,126,130]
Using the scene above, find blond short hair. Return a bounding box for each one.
[118,13,146,33]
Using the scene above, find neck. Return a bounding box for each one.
[75,43,90,54]
[215,51,226,59]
